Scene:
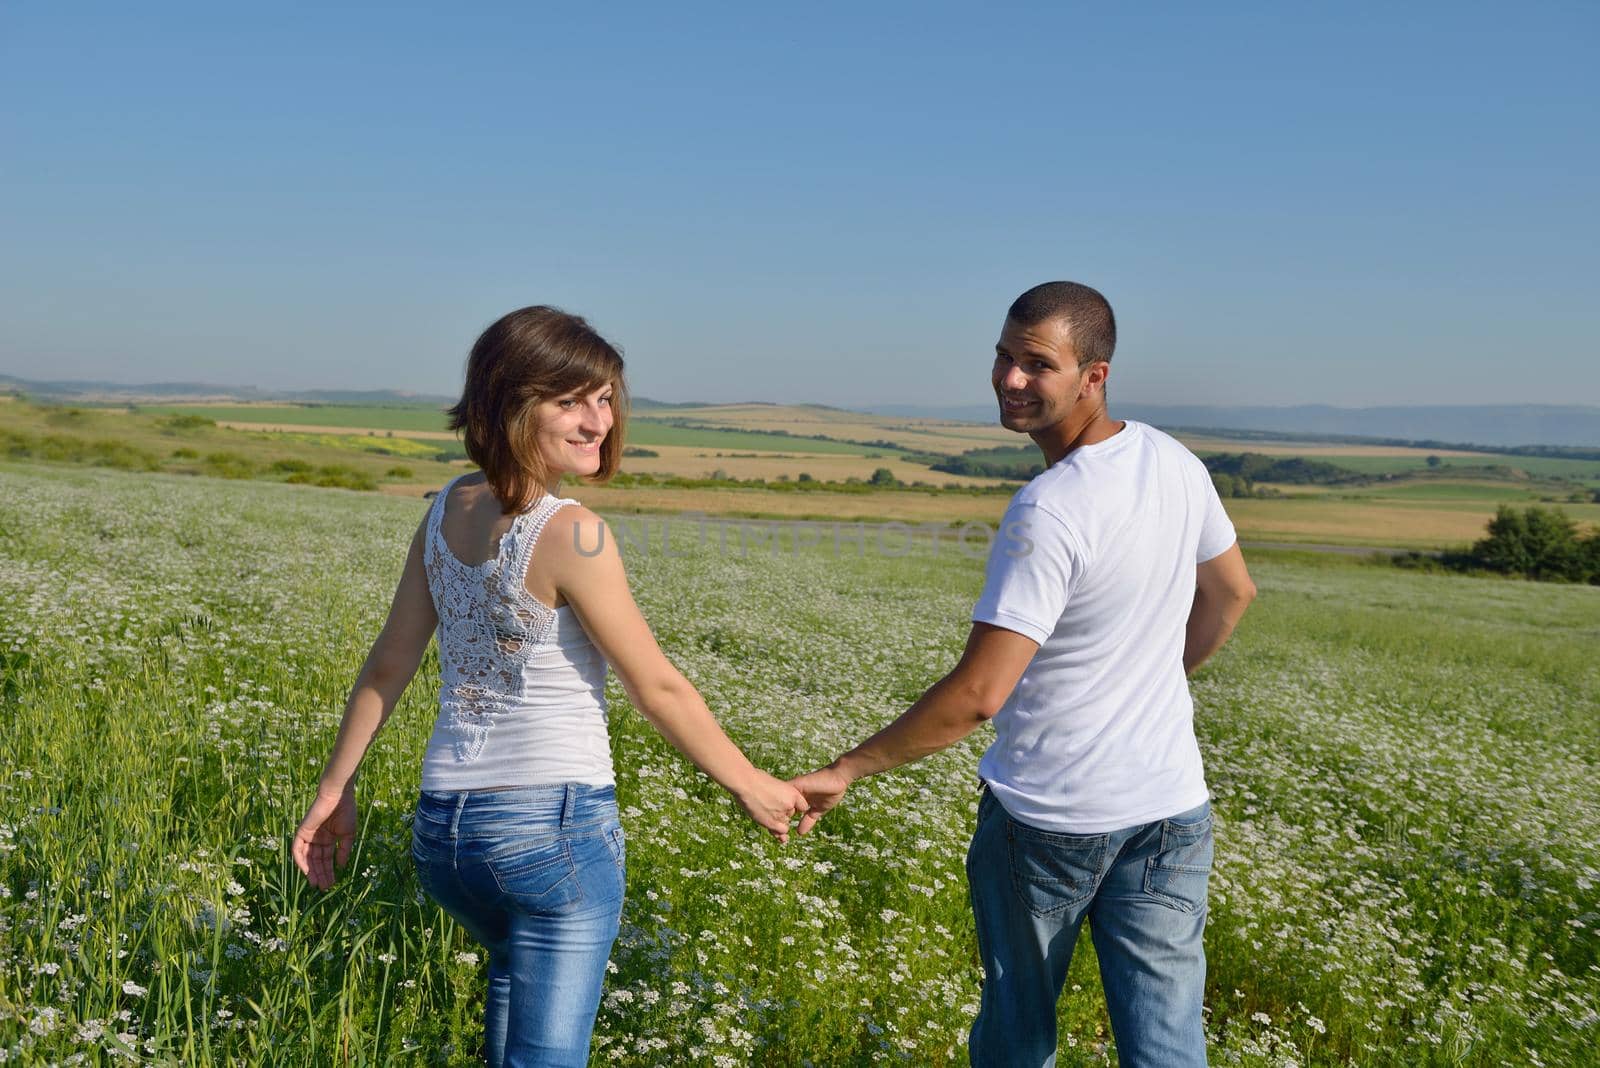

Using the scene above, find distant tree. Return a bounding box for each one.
[929,444,1043,481]
[1210,472,1251,498]
[1583,529,1600,585]
[1470,506,1588,582]
[1473,506,1533,574]
[797,472,814,483]
[1203,452,1362,486]
[1426,455,1442,468]
[869,467,898,487]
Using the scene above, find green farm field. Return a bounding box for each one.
[6,401,1598,551]
[1348,480,1553,501]
[1218,495,1600,550]
[141,405,455,434]
[141,399,1600,490]
[140,405,917,458]
[622,422,910,456]
[1291,453,1600,485]
[0,402,464,491]
[1,463,1595,1065]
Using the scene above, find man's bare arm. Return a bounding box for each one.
[792,623,1038,834]
[1184,543,1256,674]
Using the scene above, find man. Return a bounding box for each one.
[790,281,1256,1067]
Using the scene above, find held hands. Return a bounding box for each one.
[788,763,852,836]
[292,786,357,890]
[733,769,810,845]
[294,768,819,867]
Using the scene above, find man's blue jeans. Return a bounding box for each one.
[411,784,625,1068]
[966,788,1212,1068]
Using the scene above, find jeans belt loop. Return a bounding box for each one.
[562,783,577,827]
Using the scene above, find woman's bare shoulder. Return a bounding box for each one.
[451,471,491,500]
[542,503,607,555]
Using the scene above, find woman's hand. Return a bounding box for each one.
[294,516,434,892]
[732,770,809,844]
[788,764,852,836]
[292,787,358,890]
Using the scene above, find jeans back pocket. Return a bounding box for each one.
[484,837,581,914]
[1006,820,1107,918]
[410,826,454,902]
[1143,810,1213,913]
[605,825,626,874]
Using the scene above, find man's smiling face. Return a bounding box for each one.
[991,315,1087,435]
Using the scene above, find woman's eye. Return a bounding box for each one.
[558,398,579,409]
[598,395,612,407]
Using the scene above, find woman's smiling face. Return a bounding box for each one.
[533,381,615,480]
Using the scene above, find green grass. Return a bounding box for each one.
[141,404,454,433]
[1,463,1595,1066]
[136,405,911,458]
[1315,453,1600,483]
[625,419,914,456]
[0,401,462,492]
[1344,480,1558,501]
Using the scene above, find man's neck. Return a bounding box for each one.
[1032,407,1123,467]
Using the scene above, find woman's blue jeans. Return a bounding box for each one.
[966,788,1212,1068]
[411,784,625,1068]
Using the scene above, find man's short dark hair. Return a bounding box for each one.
[1007,281,1116,368]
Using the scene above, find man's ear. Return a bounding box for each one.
[1080,360,1111,398]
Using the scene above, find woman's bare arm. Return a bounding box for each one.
[295,516,438,887]
[540,507,806,841]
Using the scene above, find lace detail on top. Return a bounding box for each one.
[423,476,578,764]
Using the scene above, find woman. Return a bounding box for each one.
[292,306,807,1067]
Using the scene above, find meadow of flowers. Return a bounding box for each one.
[0,462,1595,1066]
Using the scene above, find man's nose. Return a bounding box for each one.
[999,364,1029,391]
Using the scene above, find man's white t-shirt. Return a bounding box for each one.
[972,420,1237,833]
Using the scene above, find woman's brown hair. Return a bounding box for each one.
[447,306,629,513]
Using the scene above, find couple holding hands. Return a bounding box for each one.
[293,282,1255,1067]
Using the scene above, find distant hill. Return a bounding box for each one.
[862,403,1600,449]
[0,373,454,408]
[5,373,1595,449]
[632,397,717,411]
[631,398,852,412]
[0,376,840,415]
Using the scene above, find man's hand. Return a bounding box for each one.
[732,769,810,845]
[790,764,852,836]
[292,787,358,890]
[787,626,1036,837]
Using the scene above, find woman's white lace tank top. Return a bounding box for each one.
[418,475,615,791]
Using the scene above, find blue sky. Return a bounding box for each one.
[2,2,1596,408]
